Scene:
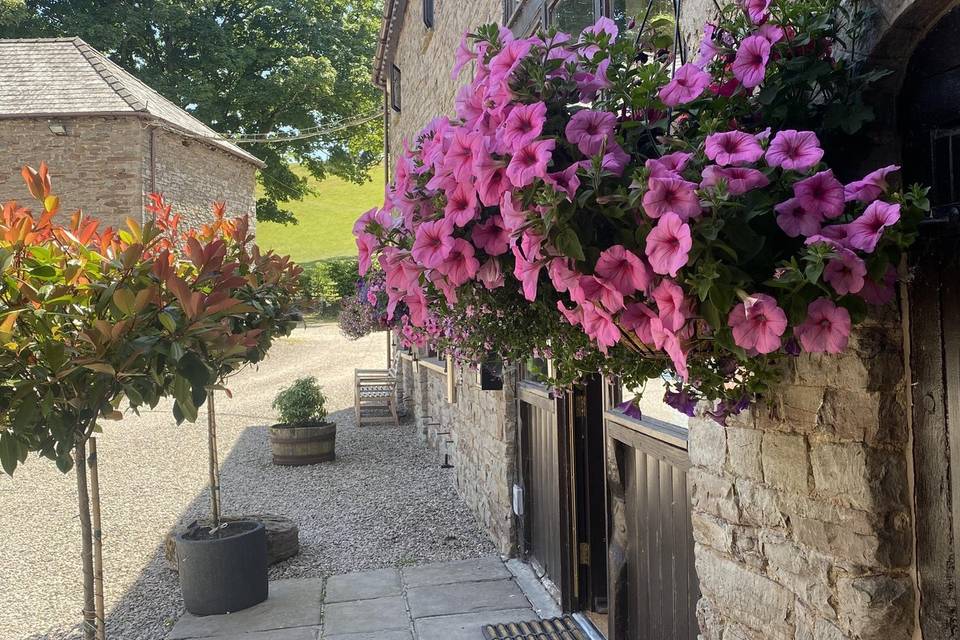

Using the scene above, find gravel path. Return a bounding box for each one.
[0,323,495,640]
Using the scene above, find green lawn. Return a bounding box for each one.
[255,165,384,265]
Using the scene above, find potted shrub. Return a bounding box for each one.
[269,377,336,465]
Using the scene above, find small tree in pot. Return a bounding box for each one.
[269,377,335,465]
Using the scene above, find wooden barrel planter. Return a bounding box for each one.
[269,421,336,465]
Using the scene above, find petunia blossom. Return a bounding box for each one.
[701,166,770,195]
[411,218,455,269]
[488,38,533,85]
[743,0,771,22]
[845,201,900,253]
[775,197,822,237]
[727,293,788,354]
[501,101,547,153]
[765,130,824,171]
[642,177,702,220]
[356,233,377,276]
[566,109,617,156]
[732,35,771,88]
[620,302,660,345]
[576,276,625,312]
[652,279,690,332]
[594,245,651,296]
[544,163,581,201]
[646,212,693,277]
[512,245,542,301]
[574,58,612,102]
[472,215,511,256]
[794,298,851,353]
[844,165,900,202]
[823,249,867,295]
[436,238,480,286]
[859,266,897,305]
[581,302,621,353]
[794,170,845,219]
[451,33,475,80]
[658,63,712,107]
[694,23,719,69]
[704,130,764,166]
[646,152,693,179]
[506,138,555,187]
[476,164,510,207]
[444,182,479,227]
[477,258,505,290]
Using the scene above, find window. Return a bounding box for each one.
[618,375,689,428]
[549,0,598,34]
[390,65,401,112]
[423,0,434,28]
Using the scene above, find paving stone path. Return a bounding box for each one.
[168,556,560,640]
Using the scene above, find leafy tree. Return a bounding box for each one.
[1,0,384,225]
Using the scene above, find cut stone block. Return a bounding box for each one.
[413,608,538,640]
[322,595,409,636]
[407,579,528,619]
[169,579,322,639]
[402,556,510,588]
[325,568,402,603]
[324,631,412,640]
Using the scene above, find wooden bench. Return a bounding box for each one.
[354,369,399,427]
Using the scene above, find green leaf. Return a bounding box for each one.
[0,434,17,476]
[82,362,116,376]
[554,228,585,261]
[158,312,177,333]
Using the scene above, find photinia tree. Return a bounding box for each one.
[0,164,301,638]
[354,0,928,423]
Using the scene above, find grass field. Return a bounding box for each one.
[255,165,384,265]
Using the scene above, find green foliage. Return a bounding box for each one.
[2,0,385,224]
[298,257,360,303]
[272,376,327,425]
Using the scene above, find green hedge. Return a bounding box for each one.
[299,257,359,304]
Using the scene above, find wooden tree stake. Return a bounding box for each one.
[88,438,106,640]
[207,391,221,528]
[74,440,96,640]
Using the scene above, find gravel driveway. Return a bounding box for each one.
[0,323,495,640]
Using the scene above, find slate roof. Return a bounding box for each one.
[0,37,264,167]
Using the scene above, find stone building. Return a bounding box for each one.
[374,1,960,638]
[0,37,264,231]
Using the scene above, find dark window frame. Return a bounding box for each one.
[390,64,401,112]
[423,0,434,28]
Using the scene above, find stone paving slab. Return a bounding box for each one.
[413,609,539,640]
[169,579,324,639]
[323,631,413,640]
[407,579,529,619]
[325,568,402,603]
[402,556,511,588]
[205,628,320,640]
[322,594,409,636]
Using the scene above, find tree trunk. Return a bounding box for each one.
[75,440,96,640]
[207,391,221,528]
[88,439,106,640]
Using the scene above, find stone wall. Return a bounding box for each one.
[398,357,518,555]
[0,116,143,230]
[386,0,502,163]
[688,316,915,640]
[144,125,258,232]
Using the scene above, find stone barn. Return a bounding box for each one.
[0,37,264,230]
[374,1,960,639]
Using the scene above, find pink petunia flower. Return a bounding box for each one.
[476,164,510,207]
[356,233,377,276]
[743,0,771,22]
[581,302,621,354]
[582,16,619,41]
[652,279,691,332]
[489,39,533,85]
[595,245,651,296]
[451,33,475,80]
[845,201,901,253]
[860,266,897,305]
[620,302,660,345]
[444,182,479,227]
[732,35,771,88]
[477,258,505,290]
[499,192,528,234]
[574,58,612,102]
[512,245,542,301]
[704,130,764,166]
[544,163,582,201]
[823,249,867,295]
[576,276,625,312]
[410,219,454,269]
[844,165,901,202]
[444,131,480,182]
[642,177,702,220]
[659,63,712,107]
[645,212,693,277]
[728,293,787,354]
[472,215,511,256]
[757,23,785,44]
[646,152,693,179]
[506,138,555,187]
[794,298,851,353]
[501,101,547,153]
[700,166,770,195]
[694,23,719,69]
[765,130,824,171]
[775,197,823,237]
[436,238,480,286]
[599,143,630,176]
[794,170,845,219]
[557,300,583,327]
[661,329,690,381]
[566,109,617,156]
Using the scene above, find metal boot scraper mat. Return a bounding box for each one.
[481,616,586,640]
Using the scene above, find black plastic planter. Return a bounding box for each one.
[175,520,268,616]
[480,359,504,390]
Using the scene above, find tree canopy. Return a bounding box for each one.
[1,0,384,224]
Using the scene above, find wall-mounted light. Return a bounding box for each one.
[48,122,67,136]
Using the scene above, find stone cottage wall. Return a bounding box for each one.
[143,126,258,232]
[0,116,143,229]
[387,0,501,162]
[398,357,518,555]
[689,315,915,639]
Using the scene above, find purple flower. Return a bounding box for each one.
[732,35,771,88]
[845,201,900,253]
[664,389,697,417]
[565,109,617,156]
[616,400,643,420]
[659,63,712,107]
